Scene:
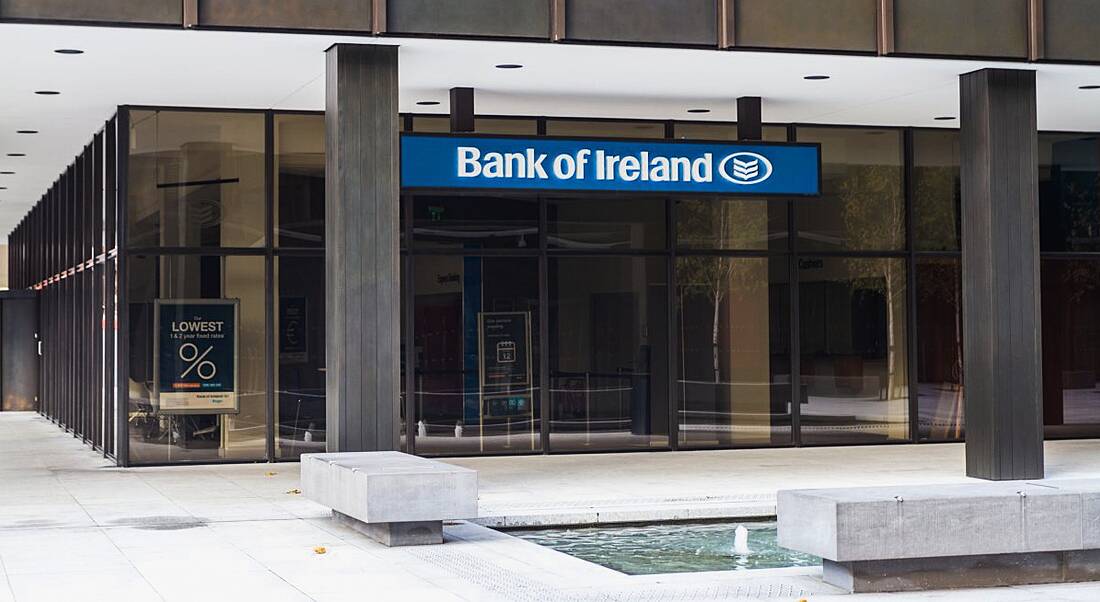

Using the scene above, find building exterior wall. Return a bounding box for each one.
[4,0,1100,64]
[8,105,1100,464]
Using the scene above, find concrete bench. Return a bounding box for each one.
[777,479,1100,593]
[301,451,477,546]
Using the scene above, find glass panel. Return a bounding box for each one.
[676,198,788,251]
[275,114,324,247]
[676,256,792,448]
[127,255,267,463]
[413,256,541,454]
[916,257,964,441]
[673,123,787,142]
[912,130,961,252]
[128,110,266,248]
[475,118,538,135]
[411,116,450,133]
[798,257,909,444]
[795,127,905,251]
[408,116,539,135]
[1041,260,1100,436]
[545,120,665,139]
[275,255,326,459]
[548,197,666,250]
[549,256,669,451]
[1039,134,1100,252]
[412,194,538,249]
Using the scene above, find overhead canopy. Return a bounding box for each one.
[1,22,1100,235]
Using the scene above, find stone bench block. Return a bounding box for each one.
[777,479,1100,592]
[301,451,477,546]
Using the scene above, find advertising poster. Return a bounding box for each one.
[477,311,532,418]
[279,297,309,364]
[154,300,240,414]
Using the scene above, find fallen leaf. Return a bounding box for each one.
[286,488,302,495]
[313,546,327,555]
[265,471,277,477]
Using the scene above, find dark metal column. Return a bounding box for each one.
[325,44,401,452]
[960,68,1043,480]
[736,97,762,141]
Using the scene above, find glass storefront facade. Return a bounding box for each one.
[17,106,1100,463]
[402,119,959,455]
[125,109,326,463]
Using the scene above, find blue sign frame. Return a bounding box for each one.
[401,133,821,197]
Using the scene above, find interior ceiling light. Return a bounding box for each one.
[416,101,441,106]
[34,90,60,95]
[803,75,830,80]
[934,116,957,121]
[16,130,38,134]
[687,108,711,114]
[495,63,524,69]
[1080,85,1100,90]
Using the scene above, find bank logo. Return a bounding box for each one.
[719,152,773,185]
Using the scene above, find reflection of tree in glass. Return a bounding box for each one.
[917,259,963,440]
[838,165,907,402]
[913,165,960,251]
[1057,171,1100,252]
[677,200,769,383]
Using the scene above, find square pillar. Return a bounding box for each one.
[325,44,401,452]
[960,68,1043,480]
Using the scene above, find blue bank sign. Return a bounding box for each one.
[401,134,820,196]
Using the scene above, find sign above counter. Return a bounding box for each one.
[401,134,821,197]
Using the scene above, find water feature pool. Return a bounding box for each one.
[508,521,819,576]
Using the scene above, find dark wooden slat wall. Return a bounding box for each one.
[960,69,1044,481]
[0,0,181,24]
[2,0,1100,64]
[734,0,877,52]
[325,44,401,452]
[565,0,717,45]
[388,0,548,38]
[198,0,372,32]
[893,0,1029,58]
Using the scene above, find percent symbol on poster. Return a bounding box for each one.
[179,343,217,380]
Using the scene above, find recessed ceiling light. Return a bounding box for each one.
[934,116,957,121]
[416,101,441,106]
[16,130,38,134]
[7,153,26,157]
[54,48,84,55]
[687,108,711,114]
[35,90,60,95]
[803,75,830,81]
[495,64,523,69]
[1080,85,1100,90]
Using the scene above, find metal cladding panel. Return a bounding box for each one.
[197,0,371,31]
[565,0,717,45]
[960,69,1043,481]
[325,44,401,452]
[0,0,181,24]
[1044,0,1100,62]
[735,0,877,52]
[894,0,1028,58]
[388,0,549,38]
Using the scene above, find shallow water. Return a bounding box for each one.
[509,521,820,576]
